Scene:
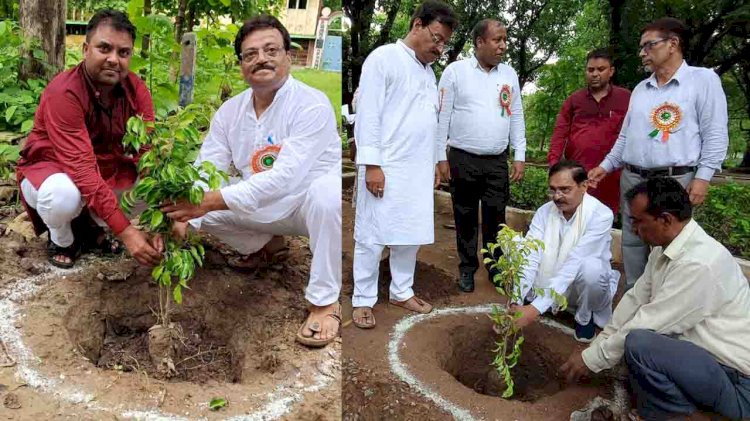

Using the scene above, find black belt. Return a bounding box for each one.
[625,164,696,178]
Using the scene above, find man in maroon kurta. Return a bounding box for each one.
[16,10,162,267]
[548,48,630,214]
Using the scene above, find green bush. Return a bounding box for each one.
[694,181,750,259]
[509,165,549,210]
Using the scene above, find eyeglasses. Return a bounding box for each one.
[425,25,448,47]
[639,38,669,53]
[239,45,284,64]
[547,186,575,197]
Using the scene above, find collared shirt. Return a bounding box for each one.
[193,76,340,224]
[518,195,616,314]
[548,85,631,212]
[582,220,750,375]
[600,61,729,181]
[17,63,155,235]
[435,56,526,161]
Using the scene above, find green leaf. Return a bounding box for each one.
[150,210,164,229]
[209,397,228,410]
[152,265,164,281]
[173,284,183,304]
[5,105,17,122]
[20,119,33,133]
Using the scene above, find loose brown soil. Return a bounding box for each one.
[0,210,340,420]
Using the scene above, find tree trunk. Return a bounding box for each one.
[141,0,152,54]
[19,0,67,82]
[174,0,188,43]
[608,0,625,86]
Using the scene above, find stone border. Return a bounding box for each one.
[387,304,614,421]
[0,259,337,420]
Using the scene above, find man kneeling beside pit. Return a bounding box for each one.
[561,177,750,421]
[511,160,619,342]
[160,16,342,348]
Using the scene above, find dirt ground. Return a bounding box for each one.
[0,205,340,421]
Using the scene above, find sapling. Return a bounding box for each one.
[120,104,228,374]
[482,225,567,398]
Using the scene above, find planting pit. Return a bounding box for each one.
[393,308,616,420]
[0,234,340,420]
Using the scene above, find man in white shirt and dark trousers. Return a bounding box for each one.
[435,19,526,293]
[161,16,342,348]
[510,160,619,342]
[561,177,750,421]
[351,0,458,329]
[588,17,729,290]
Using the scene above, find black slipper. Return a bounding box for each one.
[47,239,81,269]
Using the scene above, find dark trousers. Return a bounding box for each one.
[448,147,509,275]
[624,329,750,421]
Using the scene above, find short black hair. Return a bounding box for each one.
[409,0,458,31]
[549,160,587,184]
[86,9,136,43]
[234,15,292,61]
[642,17,688,54]
[625,177,692,221]
[586,48,613,66]
[471,19,504,47]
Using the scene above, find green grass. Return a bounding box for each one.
[292,68,342,127]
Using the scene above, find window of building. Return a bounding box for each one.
[288,0,307,9]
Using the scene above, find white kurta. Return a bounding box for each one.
[354,40,439,245]
[193,75,340,222]
[189,76,342,306]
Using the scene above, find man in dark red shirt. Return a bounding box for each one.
[548,48,631,214]
[16,10,162,268]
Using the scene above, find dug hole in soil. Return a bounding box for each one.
[0,228,340,420]
[399,313,615,420]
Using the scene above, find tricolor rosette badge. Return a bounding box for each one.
[250,144,282,174]
[499,84,512,116]
[649,102,681,142]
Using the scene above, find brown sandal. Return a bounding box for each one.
[352,307,376,329]
[389,296,433,314]
[296,303,341,348]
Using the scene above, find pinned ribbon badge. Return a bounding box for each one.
[250,135,281,174]
[499,84,512,117]
[649,102,681,142]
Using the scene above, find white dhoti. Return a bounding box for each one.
[193,171,342,307]
[20,173,107,247]
[352,242,419,308]
[565,257,618,327]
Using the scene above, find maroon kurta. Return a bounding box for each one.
[17,63,154,236]
[548,85,631,214]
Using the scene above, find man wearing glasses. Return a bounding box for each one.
[510,160,619,343]
[17,10,163,269]
[162,15,342,348]
[351,0,457,329]
[588,17,729,290]
[435,19,527,293]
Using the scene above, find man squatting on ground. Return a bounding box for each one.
[510,161,619,343]
[160,16,342,348]
[17,10,163,268]
[561,177,750,421]
[350,0,458,329]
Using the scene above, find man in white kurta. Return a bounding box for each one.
[351,0,457,328]
[512,161,619,343]
[162,16,341,348]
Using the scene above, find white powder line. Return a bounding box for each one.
[0,261,337,420]
[387,304,592,421]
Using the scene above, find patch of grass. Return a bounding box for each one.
[292,68,342,127]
